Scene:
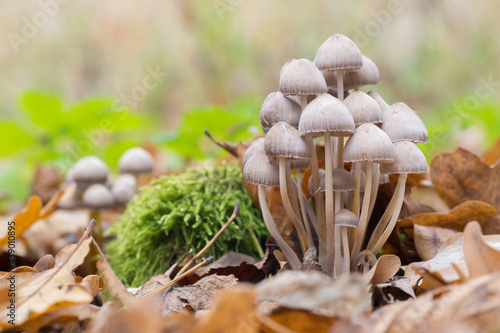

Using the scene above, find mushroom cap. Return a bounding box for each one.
[343,55,380,89]
[331,168,355,191]
[260,92,302,133]
[242,138,265,168]
[279,59,327,96]
[381,102,428,143]
[343,124,394,164]
[243,152,280,187]
[290,159,309,170]
[343,91,383,126]
[265,122,311,161]
[335,208,359,228]
[314,34,363,71]
[114,174,137,188]
[73,156,109,184]
[367,91,390,113]
[380,141,428,174]
[309,168,326,194]
[119,147,154,175]
[82,183,114,209]
[112,178,136,206]
[356,249,377,267]
[298,93,355,138]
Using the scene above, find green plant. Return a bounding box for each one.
[105,162,267,287]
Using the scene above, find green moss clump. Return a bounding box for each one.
[105,162,267,287]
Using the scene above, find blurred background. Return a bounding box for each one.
[1,0,500,210]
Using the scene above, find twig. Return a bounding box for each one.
[175,204,240,278]
[204,129,239,157]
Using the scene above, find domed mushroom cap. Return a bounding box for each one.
[242,138,265,168]
[343,55,380,89]
[331,168,356,191]
[290,159,309,170]
[334,208,359,228]
[119,147,154,175]
[279,59,327,96]
[260,92,302,133]
[381,141,427,174]
[356,249,377,267]
[243,152,280,187]
[382,102,428,143]
[343,123,394,164]
[314,34,363,71]
[367,91,390,113]
[73,156,109,184]
[299,94,355,138]
[265,122,310,161]
[343,91,383,126]
[112,179,136,206]
[114,174,137,188]
[309,168,326,194]
[82,184,114,209]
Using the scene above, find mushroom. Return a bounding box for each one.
[265,122,312,252]
[73,156,109,196]
[343,123,394,269]
[368,141,427,255]
[356,249,377,274]
[381,102,428,143]
[299,93,355,271]
[279,58,327,108]
[367,91,390,113]
[242,138,265,168]
[343,55,380,91]
[118,147,154,188]
[112,174,137,206]
[82,183,114,247]
[334,208,359,275]
[260,92,302,133]
[243,152,302,269]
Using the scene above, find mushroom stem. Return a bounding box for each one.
[336,136,344,171]
[363,263,370,275]
[367,182,400,250]
[334,191,342,278]
[350,160,373,268]
[370,173,407,255]
[299,95,308,109]
[342,226,350,275]
[336,70,345,102]
[306,137,326,264]
[286,163,302,225]
[302,191,319,236]
[324,132,335,276]
[367,163,380,221]
[259,185,302,270]
[279,158,309,253]
[296,169,313,243]
[351,162,362,217]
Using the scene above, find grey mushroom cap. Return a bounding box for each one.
[356,249,377,267]
[314,34,363,71]
[265,122,311,161]
[381,102,428,143]
[279,59,327,96]
[367,91,390,113]
[331,168,356,191]
[242,138,265,168]
[73,156,109,185]
[82,184,114,209]
[343,55,380,89]
[260,92,302,133]
[114,174,137,188]
[243,152,280,187]
[112,175,136,205]
[309,168,326,194]
[334,208,359,228]
[290,159,309,170]
[380,141,428,174]
[343,123,394,164]
[299,93,355,138]
[119,147,154,175]
[343,91,383,126]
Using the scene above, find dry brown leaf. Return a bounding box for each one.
[463,221,500,279]
[21,303,97,332]
[365,255,401,285]
[195,284,259,333]
[430,148,500,210]
[399,200,497,232]
[263,308,338,333]
[414,225,459,260]
[96,258,136,307]
[82,275,104,297]
[482,138,500,165]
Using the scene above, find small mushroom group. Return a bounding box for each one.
[59,147,154,246]
[243,33,428,278]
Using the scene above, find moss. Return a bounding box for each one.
[105,162,267,287]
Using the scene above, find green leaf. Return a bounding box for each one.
[103,140,138,169]
[21,93,64,131]
[0,123,35,157]
[0,162,32,201]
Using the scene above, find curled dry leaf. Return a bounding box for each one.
[463,221,500,279]
[364,254,401,285]
[414,225,459,260]
[33,254,56,272]
[96,258,136,307]
[263,308,338,333]
[430,148,500,210]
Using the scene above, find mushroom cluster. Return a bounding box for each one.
[243,33,428,277]
[59,147,154,246]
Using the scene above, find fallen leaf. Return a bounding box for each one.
[364,255,401,285]
[31,165,61,204]
[96,258,136,307]
[263,308,338,333]
[82,275,104,297]
[414,225,459,260]
[430,148,500,210]
[372,276,415,307]
[482,137,500,165]
[33,254,56,272]
[20,303,97,332]
[463,221,500,279]
[0,195,42,248]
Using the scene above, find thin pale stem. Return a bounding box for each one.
[297,169,313,245]
[336,136,344,171]
[350,161,373,268]
[342,227,350,276]
[324,132,335,276]
[299,95,308,109]
[352,162,361,217]
[336,70,344,102]
[302,191,319,236]
[247,227,264,258]
[258,185,301,269]
[367,163,380,221]
[279,158,309,253]
[334,191,342,278]
[370,173,407,255]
